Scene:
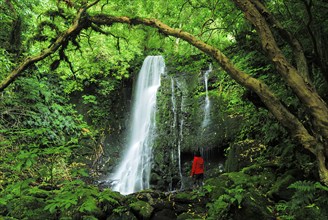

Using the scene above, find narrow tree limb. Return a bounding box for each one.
[0,2,98,92]
[302,0,328,84]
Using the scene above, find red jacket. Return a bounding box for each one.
[191,156,204,176]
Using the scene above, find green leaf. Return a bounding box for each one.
[0,198,7,205]
[44,203,58,214]
[79,198,98,213]
[26,159,32,168]
[235,194,243,205]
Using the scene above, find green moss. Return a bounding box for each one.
[175,192,192,201]
[107,211,138,220]
[177,212,203,220]
[205,177,227,200]
[129,200,154,220]
[224,172,252,186]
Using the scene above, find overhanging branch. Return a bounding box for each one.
[0,10,319,155]
[0,5,91,92]
[88,14,317,152]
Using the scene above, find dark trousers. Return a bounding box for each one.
[193,173,204,187]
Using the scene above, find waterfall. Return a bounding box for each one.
[177,81,185,190]
[201,64,212,129]
[169,78,177,191]
[110,56,165,195]
[171,78,177,132]
[171,78,184,190]
[178,97,184,190]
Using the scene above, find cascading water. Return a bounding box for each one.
[171,78,177,134]
[177,86,184,189]
[110,56,165,195]
[201,64,212,129]
[170,78,184,190]
[169,77,177,191]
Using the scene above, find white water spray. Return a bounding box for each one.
[171,78,184,190]
[202,64,212,128]
[178,95,184,189]
[110,56,165,195]
[171,78,177,131]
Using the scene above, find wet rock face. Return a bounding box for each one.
[151,70,237,191]
[96,63,241,191]
[224,139,266,172]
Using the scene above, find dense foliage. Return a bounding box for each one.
[1,0,328,219]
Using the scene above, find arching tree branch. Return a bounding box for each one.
[1,11,319,154]
[0,5,92,92]
[87,15,317,150]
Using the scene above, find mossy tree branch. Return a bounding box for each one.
[88,15,317,151]
[0,0,100,92]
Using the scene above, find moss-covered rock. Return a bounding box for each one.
[174,192,195,203]
[225,140,266,172]
[107,211,138,220]
[129,200,154,220]
[233,190,274,220]
[151,209,177,220]
[176,212,203,220]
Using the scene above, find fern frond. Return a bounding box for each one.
[288,180,316,192]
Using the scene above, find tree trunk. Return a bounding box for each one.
[233,0,328,184]
[250,0,311,84]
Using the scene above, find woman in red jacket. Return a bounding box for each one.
[190,150,204,187]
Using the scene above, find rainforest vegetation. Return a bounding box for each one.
[1,0,328,219]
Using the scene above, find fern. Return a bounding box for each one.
[289,180,327,205]
[314,182,328,191]
[43,180,122,218]
[79,198,99,213]
[275,180,328,219]
[288,180,318,192]
[208,185,245,218]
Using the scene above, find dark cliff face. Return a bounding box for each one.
[69,77,134,178]
[151,69,240,191]
[88,62,241,190]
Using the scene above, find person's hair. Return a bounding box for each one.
[195,150,201,157]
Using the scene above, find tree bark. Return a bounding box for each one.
[233,0,328,184]
[0,1,99,92]
[250,0,311,84]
